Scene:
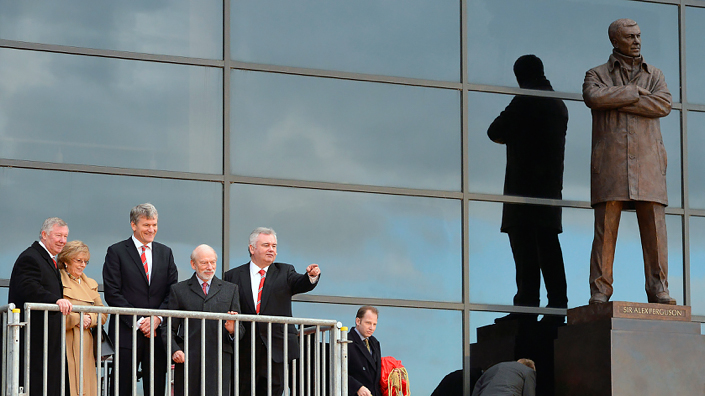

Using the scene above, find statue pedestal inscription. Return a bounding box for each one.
[554,302,704,396]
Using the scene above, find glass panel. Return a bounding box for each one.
[688,112,705,209]
[468,0,680,97]
[294,302,462,396]
[230,184,462,302]
[0,167,223,282]
[468,202,683,307]
[231,70,461,190]
[0,0,223,59]
[686,7,705,105]
[468,92,681,205]
[0,49,223,174]
[689,216,705,315]
[231,0,460,81]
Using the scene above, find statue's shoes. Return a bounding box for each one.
[588,293,609,304]
[648,292,676,305]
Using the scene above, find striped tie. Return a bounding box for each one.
[141,245,149,282]
[256,269,266,314]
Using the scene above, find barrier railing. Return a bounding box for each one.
[6,303,347,396]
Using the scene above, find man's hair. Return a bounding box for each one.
[190,244,217,262]
[356,306,379,320]
[517,358,536,371]
[513,54,544,84]
[130,203,158,224]
[40,217,68,238]
[248,227,277,256]
[608,18,638,43]
[57,240,89,270]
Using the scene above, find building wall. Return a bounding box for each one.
[1,0,704,394]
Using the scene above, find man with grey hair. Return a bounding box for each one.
[103,203,178,395]
[583,18,675,305]
[224,227,321,396]
[9,217,72,396]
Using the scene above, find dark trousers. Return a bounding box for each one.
[111,335,167,396]
[508,227,567,308]
[239,334,285,396]
[590,201,670,299]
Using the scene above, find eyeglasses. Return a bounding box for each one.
[72,258,89,265]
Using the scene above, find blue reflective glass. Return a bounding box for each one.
[0,49,223,174]
[0,167,222,282]
[231,0,460,81]
[688,112,705,209]
[468,0,680,97]
[230,184,462,302]
[0,0,223,59]
[231,70,461,190]
[468,92,681,206]
[294,302,462,396]
[686,7,705,105]
[468,201,683,307]
[689,216,705,315]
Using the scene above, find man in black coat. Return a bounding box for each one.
[164,244,245,396]
[8,217,73,396]
[223,227,320,396]
[103,203,178,396]
[488,55,569,317]
[348,306,382,396]
[471,359,536,396]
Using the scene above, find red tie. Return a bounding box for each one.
[256,269,266,314]
[141,246,149,281]
[202,282,208,296]
[52,257,57,268]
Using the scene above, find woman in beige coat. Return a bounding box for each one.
[57,241,108,396]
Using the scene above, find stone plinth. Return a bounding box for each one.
[554,302,704,396]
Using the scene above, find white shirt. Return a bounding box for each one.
[131,235,153,284]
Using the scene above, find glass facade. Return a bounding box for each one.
[1,1,703,394]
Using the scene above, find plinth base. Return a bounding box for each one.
[555,302,704,396]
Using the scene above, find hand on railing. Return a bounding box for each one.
[172,350,185,363]
[55,298,72,315]
[224,311,238,335]
[139,315,161,338]
[82,313,92,329]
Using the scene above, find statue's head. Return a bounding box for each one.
[608,18,641,57]
[513,54,544,88]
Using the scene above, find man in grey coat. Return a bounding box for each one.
[583,18,675,305]
[471,359,536,396]
[164,244,244,396]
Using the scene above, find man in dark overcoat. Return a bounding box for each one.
[8,217,73,396]
[164,244,244,396]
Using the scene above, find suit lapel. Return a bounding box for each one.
[188,275,206,300]
[205,277,222,302]
[33,242,60,279]
[239,267,256,313]
[125,238,149,284]
[352,328,376,366]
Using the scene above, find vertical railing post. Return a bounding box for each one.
[339,325,348,396]
[8,308,21,396]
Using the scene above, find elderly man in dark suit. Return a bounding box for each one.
[348,306,382,396]
[9,217,73,396]
[164,244,244,396]
[103,203,178,396]
[488,54,569,318]
[223,227,321,396]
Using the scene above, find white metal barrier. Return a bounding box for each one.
[3,303,348,396]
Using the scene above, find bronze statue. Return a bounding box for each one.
[583,18,675,305]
